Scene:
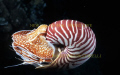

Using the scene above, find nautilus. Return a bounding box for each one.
[6,20,96,70]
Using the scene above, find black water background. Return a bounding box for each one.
[0,0,118,75]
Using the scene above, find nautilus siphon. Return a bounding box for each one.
[6,20,96,70]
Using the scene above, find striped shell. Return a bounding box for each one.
[46,20,96,69]
[6,20,96,70]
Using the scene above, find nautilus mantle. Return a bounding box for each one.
[10,20,96,70]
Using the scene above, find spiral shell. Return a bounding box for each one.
[46,20,96,69]
[7,20,96,70]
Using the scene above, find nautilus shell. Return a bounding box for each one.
[8,20,96,70]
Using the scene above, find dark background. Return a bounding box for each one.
[0,0,118,75]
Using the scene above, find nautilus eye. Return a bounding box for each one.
[6,20,96,70]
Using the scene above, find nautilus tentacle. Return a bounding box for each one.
[7,20,96,70]
[10,25,55,67]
